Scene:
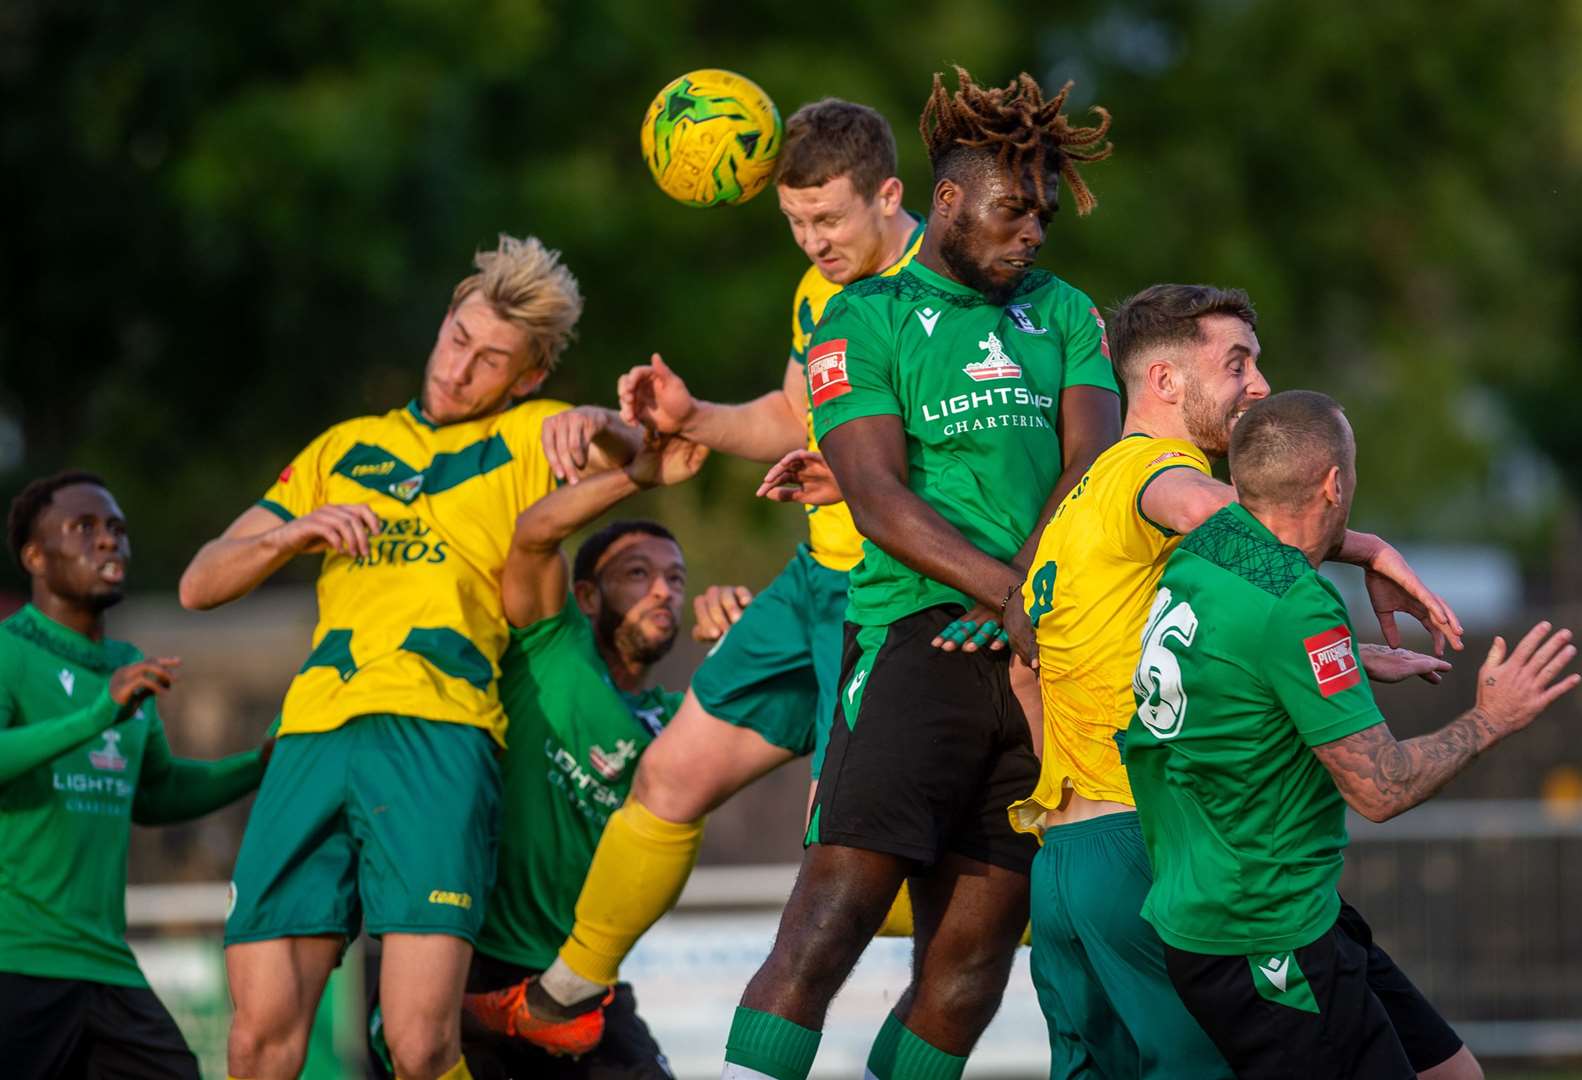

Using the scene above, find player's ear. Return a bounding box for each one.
[875,176,903,215]
[19,538,45,578]
[932,177,959,220]
[1321,464,1343,507]
[1147,358,1179,404]
[512,361,550,399]
[572,579,600,618]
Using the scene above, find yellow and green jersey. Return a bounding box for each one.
[1008,435,1211,834]
[788,214,924,572]
[259,397,567,746]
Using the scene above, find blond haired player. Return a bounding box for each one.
[180,235,639,1080]
[1005,284,1471,1079]
[485,99,928,1053]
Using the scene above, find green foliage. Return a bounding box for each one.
[2,0,1578,590]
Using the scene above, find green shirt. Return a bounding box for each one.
[476,601,682,971]
[1124,505,1385,956]
[0,605,264,986]
[809,259,1118,626]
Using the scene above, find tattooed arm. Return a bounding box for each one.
[1314,621,1579,822]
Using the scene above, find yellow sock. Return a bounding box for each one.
[401,1056,473,1080]
[876,881,914,937]
[559,798,705,984]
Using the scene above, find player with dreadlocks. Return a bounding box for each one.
[721,68,1122,1080]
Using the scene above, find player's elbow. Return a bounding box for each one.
[1345,790,1400,824]
[177,565,217,611]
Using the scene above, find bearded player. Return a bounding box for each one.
[1,471,270,1079]
[179,235,639,1080]
[507,99,928,1051]
[724,68,1120,1080]
[999,285,1470,1078]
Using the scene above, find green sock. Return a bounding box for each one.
[864,1011,906,1078]
[867,1016,967,1080]
[723,1006,822,1080]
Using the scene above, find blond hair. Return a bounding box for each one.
[450,233,584,372]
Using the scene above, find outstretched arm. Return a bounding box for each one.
[1313,621,1577,822]
[619,355,808,463]
[540,406,646,485]
[132,718,267,825]
[503,436,709,627]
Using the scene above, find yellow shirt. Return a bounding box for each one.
[259,398,568,745]
[1009,434,1212,834]
[789,215,925,571]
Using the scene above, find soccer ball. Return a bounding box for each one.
[640,69,782,208]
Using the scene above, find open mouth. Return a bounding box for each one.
[1003,257,1035,271]
[98,562,125,585]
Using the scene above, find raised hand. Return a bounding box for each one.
[618,353,696,435]
[1358,643,1453,684]
[1475,621,1579,735]
[542,405,622,485]
[276,505,382,559]
[109,657,181,709]
[757,450,843,506]
[1362,543,1464,654]
[692,585,754,643]
[628,434,710,489]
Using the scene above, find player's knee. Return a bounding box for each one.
[227,1017,306,1078]
[630,753,712,821]
[385,1025,460,1080]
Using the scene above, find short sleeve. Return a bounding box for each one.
[809,295,898,440]
[1055,287,1120,394]
[258,430,337,521]
[1263,574,1385,747]
[1117,447,1212,562]
[506,594,579,654]
[789,273,818,366]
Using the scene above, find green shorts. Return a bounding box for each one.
[226,714,502,946]
[690,544,848,778]
[1029,812,1230,1080]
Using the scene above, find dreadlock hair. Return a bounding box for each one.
[920,66,1112,215]
[7,469,107,573]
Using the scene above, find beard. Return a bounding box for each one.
[597,602,678,666]
[938,209,1025,307]
[1181,376,1239,458]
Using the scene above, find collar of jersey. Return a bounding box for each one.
[1222,501,1277,543]
[882,212,927,274]
[904,259,987,300]
[406,396,541,432]
[5,604,120,672]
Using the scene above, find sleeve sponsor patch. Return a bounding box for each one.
[808,339,851,408]
[1089,305,1112,360]
[278,465,294,484]
[1147,451,1190,467]
[1304,625,1360,696]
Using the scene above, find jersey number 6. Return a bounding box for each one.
[1134,587,1199,740]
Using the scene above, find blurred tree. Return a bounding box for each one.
[2,0,1577,593]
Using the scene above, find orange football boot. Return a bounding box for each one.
[463,977,613,1057]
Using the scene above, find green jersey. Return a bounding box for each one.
[476,600,682,970]
[1124,505,1385,956]
[0,605,264,986]
[809,260,1117,626]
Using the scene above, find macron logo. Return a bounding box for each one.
[59,669,75,697]
[916,307,941,336]
[1258,954,1290,992]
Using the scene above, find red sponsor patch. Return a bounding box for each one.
[1090,305,1112,360]
[1304,625,1360,696]
[1147,451,1190,467]
[808,339,851,408]
[278,465,294,484]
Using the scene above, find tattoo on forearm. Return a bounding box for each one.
[1316,709,1495,820]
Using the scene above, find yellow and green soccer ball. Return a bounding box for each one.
[641,69,782,207]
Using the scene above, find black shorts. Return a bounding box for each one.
[1162,911,1426,1080]
[1337,900,1465,1073]
[368,951,673,1080]
[0,972,198,1080]
[809,605,1040,874]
